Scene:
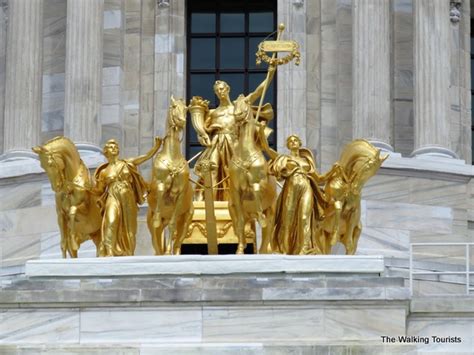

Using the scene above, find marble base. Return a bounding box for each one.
[0,343,418,354]
[1,260,409,347]
[25,255,385,277]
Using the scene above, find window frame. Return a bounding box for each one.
[185,0,278,160]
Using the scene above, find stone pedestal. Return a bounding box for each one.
[2,255,411,351]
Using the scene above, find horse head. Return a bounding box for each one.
[167,95,187,132]
[32,136,82,193]
[338,139,388,190]
[233,94,252,126]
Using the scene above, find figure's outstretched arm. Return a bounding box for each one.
[246,64,277,104]
[257,122,278,160]
[129,136,162,166]
[317,163,348,182]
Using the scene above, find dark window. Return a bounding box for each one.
[186,0,277,161]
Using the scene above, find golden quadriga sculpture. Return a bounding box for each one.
[33,23,387,258]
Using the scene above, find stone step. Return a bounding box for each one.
[0,343,419,355]
[2,274,405,290]
[25,255,385,277]
[1,285,409,305]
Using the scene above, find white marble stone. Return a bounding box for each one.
[25,255,385,277]
[202,306,324,342]
[408,317,473,353]
[80,308,202,343]
[104,10,122,30]
[0,310,79,344]
[382,154,473,177]
[366,200,453,232]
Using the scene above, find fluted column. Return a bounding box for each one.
[64,0,104,150]
[412,0,457,158]
[2,0,43,159]
[352,0,392,152]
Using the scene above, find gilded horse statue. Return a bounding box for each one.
[229,94,277,254]
[32,137,103,258]
[147,96,194,255]
[315,139,387,255]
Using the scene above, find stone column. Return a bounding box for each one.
[411,0,457,158]
[154,0,185,139]
[2,0,43,160]
[64,0,104,151]
[352,0,392,152]
[0,1,8,156]
[277,0,307,153]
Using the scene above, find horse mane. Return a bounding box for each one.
[166,98,187,132]
[41,136,89,183]
[338,139,379,173]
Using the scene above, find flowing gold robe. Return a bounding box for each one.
[270,148,325,255]
[94,160,148,256]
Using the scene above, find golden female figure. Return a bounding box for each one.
[94,139,160,256]
[260,134,325,254]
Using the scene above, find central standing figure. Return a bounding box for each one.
[191,65,276,201]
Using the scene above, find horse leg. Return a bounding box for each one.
[252,183,267,228]
[58,215,68,258]
[151,222,165,255]
[229,189,246,255]
[174,208,193,255]
[349,222,362,255]
[56,199,68,258]
[259,204,275,254]
[91,231,102,257]
[342,214,359,255]
[166,216,176,255]
[152,183,165,229]
[330,200,343,247]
